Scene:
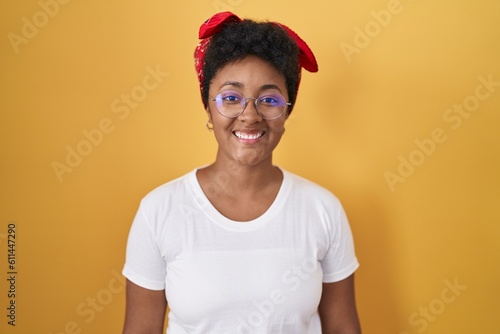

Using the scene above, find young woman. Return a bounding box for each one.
[122,12,361,334]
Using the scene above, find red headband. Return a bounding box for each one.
[194,11,318,107]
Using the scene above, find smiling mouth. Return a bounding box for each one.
[233,131,266,140]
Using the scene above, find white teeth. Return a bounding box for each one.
[234,131,264,140]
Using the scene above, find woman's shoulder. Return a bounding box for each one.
[139,169,197,206]
[282,169,342,207]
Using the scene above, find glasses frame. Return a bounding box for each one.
[209,92,292,120]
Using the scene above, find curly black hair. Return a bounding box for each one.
[201,19,300,113]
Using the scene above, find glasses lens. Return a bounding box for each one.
[215,91,244,118]
[256,94,287,119]
[214,91,288,119]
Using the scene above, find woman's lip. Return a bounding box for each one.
[233,130,266,140]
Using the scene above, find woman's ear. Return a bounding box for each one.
[205,106,215,132]
[205,106,213,122]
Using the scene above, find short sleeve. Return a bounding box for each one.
[122,202,166,290]
[321,204,359,283]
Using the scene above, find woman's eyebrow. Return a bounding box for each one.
[259,84,282,93]
[218,82,283,92]
[218,81,244,90]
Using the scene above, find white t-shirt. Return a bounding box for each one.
[123,168,359,334]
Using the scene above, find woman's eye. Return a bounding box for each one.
[260,96,280,106]
[220,94,242,104]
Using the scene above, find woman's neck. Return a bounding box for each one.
[196,158,283,222]
[206,158,281,196]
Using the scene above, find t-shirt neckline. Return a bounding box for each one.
[187,167,291,232]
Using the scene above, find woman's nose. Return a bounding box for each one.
[239,98,263,122]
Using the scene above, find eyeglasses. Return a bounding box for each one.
[209,90,291,120]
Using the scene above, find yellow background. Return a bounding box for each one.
[1,0,499,333]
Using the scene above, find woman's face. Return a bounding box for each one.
[207,55,289,168]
